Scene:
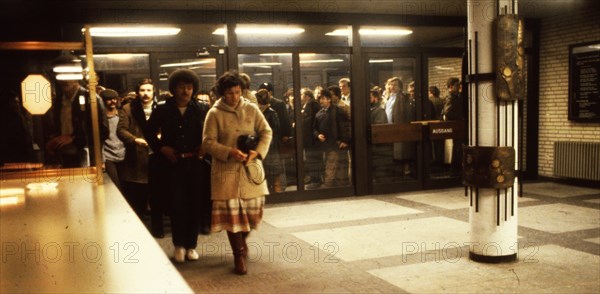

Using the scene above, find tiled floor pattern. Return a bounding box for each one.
[156,182,600,293]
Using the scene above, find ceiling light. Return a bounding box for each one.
[236,26,304,35]
[369,59,394,63]
[212,28,226,35]
[254,73,273,76]
[0,188,24,197]
[86,26,180,37]
[214,26,304,35]
[359,28,413,36]
[241,62,282,67]
[53,65,83,73]
[56,73,84,81]
[326,29,350,36]
[160,60,214,68]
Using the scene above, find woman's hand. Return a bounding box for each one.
[229,148,248,162]
[246,150,259,166]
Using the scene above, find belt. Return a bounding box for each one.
[178,151,199,159]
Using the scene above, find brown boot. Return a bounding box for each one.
[227,231,247,275]
[241,231,250,258]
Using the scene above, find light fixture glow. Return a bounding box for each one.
[214,26,304,35]
[241,62,283,67]
[86,27,181,37]
[359,28,413,36]
[160,60,214,68]
[369,59,394,63]
[254,73,273,76]
[326,29,350,36]
[235,26,304,35]
[0,188,25,197]
[53,65,83,73]
[299,59,344,64]
[56,73,84,81]
[434,66,455,71]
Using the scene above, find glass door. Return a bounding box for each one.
[366,54,423,193]
[423,55,465,188]
[153,49,225,101]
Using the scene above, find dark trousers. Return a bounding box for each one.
[122,181,149,221]
[104,160,122,191]
[168,158,210,249]
[149,154,168,233]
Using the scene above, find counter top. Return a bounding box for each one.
[0,174,192,293]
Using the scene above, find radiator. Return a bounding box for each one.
[554,141,600,181]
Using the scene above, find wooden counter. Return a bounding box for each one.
[0,173,192,293]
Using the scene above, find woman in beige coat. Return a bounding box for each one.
[202,71,272,275]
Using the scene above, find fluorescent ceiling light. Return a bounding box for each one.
[369,59,394,63]
[160,60,213,68]
[326,29,350,36]
[214,26,304,35]
[299,59,344,64]
[200,74,217,78]
[87,26,180,37]
[56,73,84,81]
[359,28,412,36]
[0,188,24,197]
[254,73,273,76]
[53,65,83,73]
[588,44,600,49]
[241,62,282,67]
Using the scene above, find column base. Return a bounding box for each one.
[469,252,517,263]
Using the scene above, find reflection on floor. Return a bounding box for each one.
[155,181,600,293]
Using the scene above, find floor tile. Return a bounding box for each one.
[584,199,600,204]
[519,203,600,233]
[399,190,537,210]
[584,237,600,245]
[398,190,469,209]
[293,216,469,262]
[264,199,422,228]
[523,182,600,198]
[368,244,600,293]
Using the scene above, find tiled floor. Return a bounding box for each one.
[157,181,600,293]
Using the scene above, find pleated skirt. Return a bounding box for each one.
[211,197,265,233]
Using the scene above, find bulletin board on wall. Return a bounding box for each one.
[568,41,600,122]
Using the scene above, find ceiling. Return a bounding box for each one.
[1,0,597,19]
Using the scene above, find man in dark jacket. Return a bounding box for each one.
[117,79,168,238]
[145,69,210,263]
[46,55,108,168]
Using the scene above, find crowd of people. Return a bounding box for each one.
[30,53,464,275]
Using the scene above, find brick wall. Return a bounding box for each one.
[538,9,600,177]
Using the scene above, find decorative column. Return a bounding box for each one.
[464,0,523,263]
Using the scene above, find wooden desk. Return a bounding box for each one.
[0,175,192,293]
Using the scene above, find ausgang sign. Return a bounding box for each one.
[21,74,52,115]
